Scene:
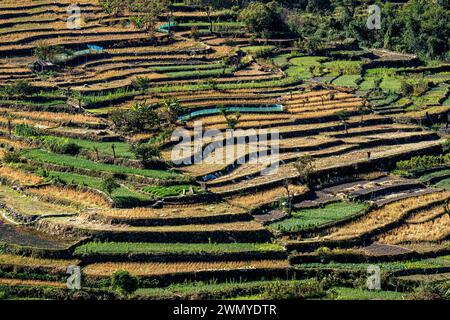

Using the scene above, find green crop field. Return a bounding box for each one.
[21,149,180,180]
[75,242,284,255]
[269,202,367,233]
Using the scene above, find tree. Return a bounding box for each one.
[4,80,36,98]
[99,0,169,33]
[131,0,169,32]
[334,110,350,134]
[294,154,314,185]
[111,270,138,295]
[188,0,219,33]
[130,142,161,167]
[219,106,241,130]
[34,42,65,62]
[238,1,280,34]
[358,100,370,123]
[98,0,125,16]
[160,98,183,123]
[132,77,151,94]
[283,179,294,217]
[101,177,120,195]
[110,103,161,133]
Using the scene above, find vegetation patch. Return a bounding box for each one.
[269,202,367,233]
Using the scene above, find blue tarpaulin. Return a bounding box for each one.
[178,104,284,121]
[87,45,104,53]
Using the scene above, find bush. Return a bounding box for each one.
[3,80,37,98]
[130,142,161,167]
[3,150,22,163]
[396,154,450,171]
[14,124,39,137]
[110,103,161,133]
[238,2,281,34]
[111,270,138,295]
[101,177,120,195]
[407,282,450,300]
[39,136,81,155]
[261,279,327,300]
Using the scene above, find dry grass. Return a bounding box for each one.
[0,278,66,288]
[95,202,246,220]
[227,184,308,208]
[0,254,78,269]
[28,185,110,208]
[0,108,104,125]
[378,213,450,244]
[83,260,289,276]
[325,191,450,241]
[0,165,43,185]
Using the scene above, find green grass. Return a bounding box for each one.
[412,85,449,107]
[417,169,450,183]
[41,136,134,159]
[0,99,65,107]
[74,242,284,255]
[444,96,450,106]
[240,45,276,55]
[380,77,403,94]
[165,67,234,78]
[285,56,330,79]
[358,78,376,91]
[434,178,450,190]
[37,170,149,201]
[290,56,328,67]
[21,149,180,180]
[332,287,405,300]
[296,255,450,272]
[148,63,223,72]
[142,184,201,197]
[269,202,367,233]
[133,279,312,299]
[322,60,363,75]
[332,75,360,87]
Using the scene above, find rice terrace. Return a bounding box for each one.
[0,0,448,303]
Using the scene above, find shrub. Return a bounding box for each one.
[14,124,39,137]
[396,154,450,171]
[261,279,327,300]
[111,270,138,295]
[110,103,161,133]
[39,136,81,155]
[132,77,151,93]
[101,177,120,195]
[407,282,450,300]
[3,150,21,163]
[3,80,37,98]
[238,1,281,34]
[130,142,161,167]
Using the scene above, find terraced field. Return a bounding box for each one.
[0,0,448,301]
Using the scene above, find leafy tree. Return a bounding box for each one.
[130,142,161,166]
[101,177,120,195]
[238,1,281,34]
[294,154,315,185]
[132,77,151,93]
[160,98,183,123]
[219,106,241,130]
[34,42,65,62]
[334,110,350,134]
[110,103,161,133]
[187,0,221,33]
[111,270,138,295]
[3,150,21,164]
[4,81,36,98]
